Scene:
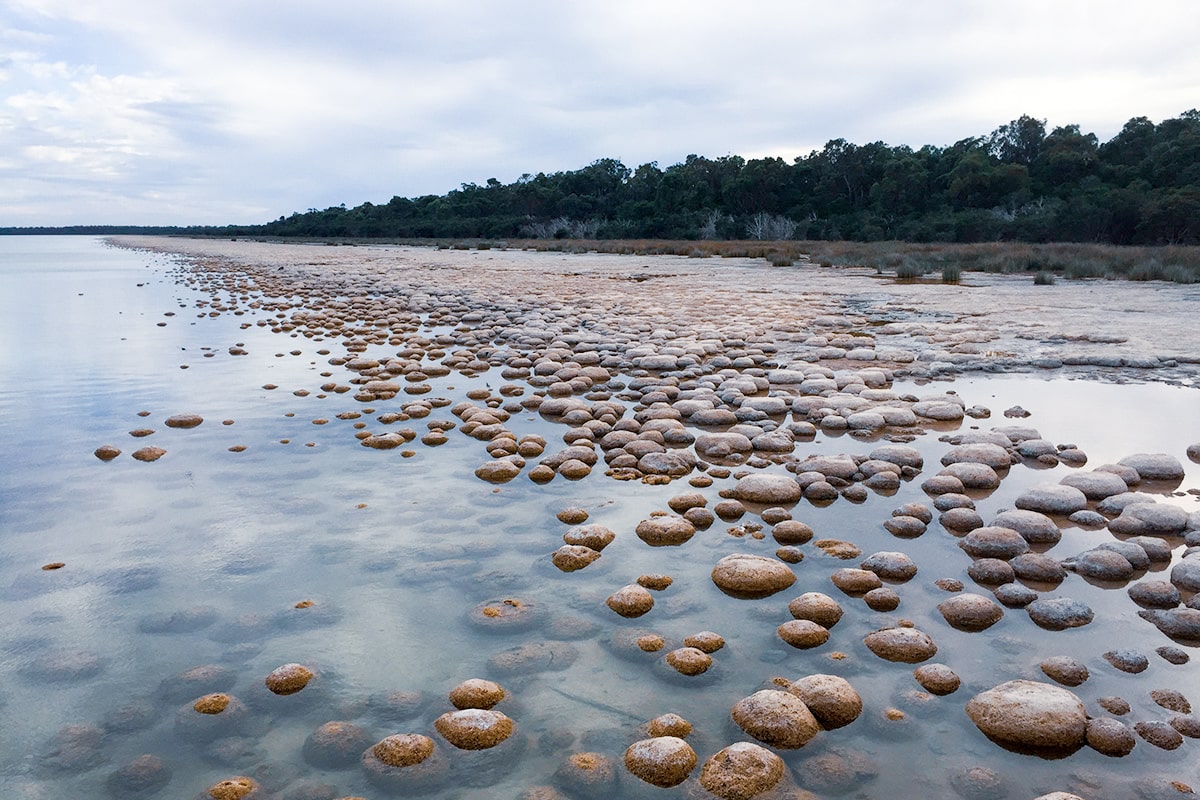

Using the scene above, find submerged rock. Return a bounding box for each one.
[104,753,171,797]
[302,721,373,768]
[699,742,785,800]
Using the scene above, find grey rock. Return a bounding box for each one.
[1015,485,1087,515]
[994,583,1038,608]
[990,509,1061,544]
[1117,453,1185,482]
[1027,597,1094,630]
[1010,553,1067,585]
[960,527,1030,560]
[1065,549,1135,582]
[1139,608,1200,643]
[1059,470,1127,500]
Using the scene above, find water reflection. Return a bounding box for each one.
[0,238,1197,799]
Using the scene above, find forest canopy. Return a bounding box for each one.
[242,112,1200,245]
[7,112,1197,245]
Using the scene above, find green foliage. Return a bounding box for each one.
[171,110,1200,254]
[941,264,961,283]
[1034,271,1056,285]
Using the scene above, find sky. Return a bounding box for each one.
[2,0,1199,227]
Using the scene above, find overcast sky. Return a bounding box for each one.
[2,0,1198,226]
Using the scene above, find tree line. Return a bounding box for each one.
[6,111,1197,245]
[245,111,1199,245]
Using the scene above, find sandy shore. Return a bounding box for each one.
[114,236,1200,388]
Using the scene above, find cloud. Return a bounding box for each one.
[1,0,1199,224]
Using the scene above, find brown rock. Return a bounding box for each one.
[624,737,697,787]
[264,663,314,695]
[731,689,820,748]
[699,742,785,800]
[434,709,515,749]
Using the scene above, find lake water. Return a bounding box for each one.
[1,236,1198,799]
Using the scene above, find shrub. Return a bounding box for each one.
[895,259,924,280]
[1033,271,1055,285]
[941,264,961,283]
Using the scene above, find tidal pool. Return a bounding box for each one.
[0,236,1197,799]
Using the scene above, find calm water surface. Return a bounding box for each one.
[1,237,1198,799]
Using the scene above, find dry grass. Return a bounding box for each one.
[253,236,1200,284]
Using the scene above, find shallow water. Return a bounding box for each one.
[1,236,1198,799]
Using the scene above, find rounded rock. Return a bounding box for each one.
[731,689,821,749]
[434,709,515,750]
[863,586,901,611]
[994,582,1038,608]
[683,631,725,653]
[104,753,171,797]
[990,509,1061,544]
[789,592,844,628]
[883,515,927,537]
[264,663,314,696]
[940,508,985,533]
[864,627,937,663]
[959,527,1029,560]
[829,567,882,595]
[449,678,505,710]
[665,647,712,676]
[1027,597,1094,630]
[1103,649,1149,674]
[1135,720,1184,750]
[302,721,374,768]
[699,742,785,800]
[710,553,795,599]
[206,776,258,800]
[623,736,696,788]
[1086,717,1136,756]
[966,680,1087,752]
[1015,485,1088,515]
[860,551,918,582]
[938,594,1004,632]
[787,674,863,729]
[635,516,695,547]
[552,545,601,572]
[914,664,960,695]
[777,620,830,649]
[563,524,616,551]
[728,474,802,505]
[771,520,814,545]
[1040,656,1089,687]
[647,713,693,738]
[967,559,1015,588]
[606,584,655,617]
[1118,453,1185,482]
